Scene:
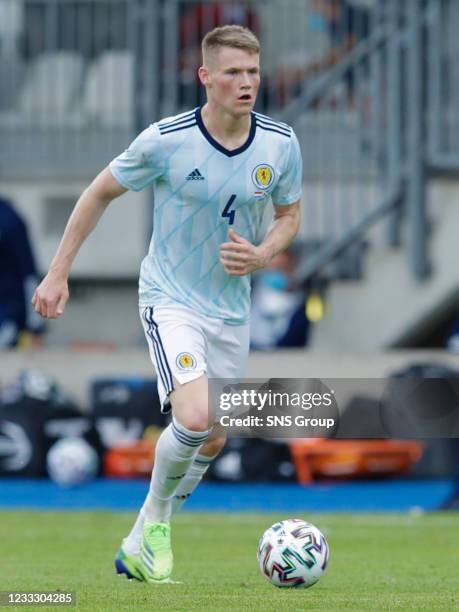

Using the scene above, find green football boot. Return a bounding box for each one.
[115,542,145,581]
[140,521,173,583]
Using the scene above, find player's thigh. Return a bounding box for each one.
[205,322,249,444]
[140,305,207,412]
[207,321,250,380]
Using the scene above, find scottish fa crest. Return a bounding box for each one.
[176,352,196,370]
[252,164,275,190]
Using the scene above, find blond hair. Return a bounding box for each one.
[202,25,260,64]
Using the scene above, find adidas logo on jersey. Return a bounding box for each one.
[186,169,205,180]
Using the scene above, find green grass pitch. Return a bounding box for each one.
[1,511,458,611]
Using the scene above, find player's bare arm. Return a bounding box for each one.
[32,167,126,319]
[219,200,300,276]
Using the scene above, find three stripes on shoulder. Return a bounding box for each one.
[158,110,197,135]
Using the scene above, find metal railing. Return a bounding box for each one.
[285,0,459,284]
[426,0,459,169]
[280,0,404,282]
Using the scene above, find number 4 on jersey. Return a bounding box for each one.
[222,194,237,225]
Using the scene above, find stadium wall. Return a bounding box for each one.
[310,178,459,350]
[0,181,148,279]
[2,348,459,409]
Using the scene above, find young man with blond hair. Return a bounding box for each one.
[33,25,302,583]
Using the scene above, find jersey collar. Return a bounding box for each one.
[195,107,256,157]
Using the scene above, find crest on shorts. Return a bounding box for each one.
[252,164,275,190]
[176,352,196,370]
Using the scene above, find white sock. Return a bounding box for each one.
[123,453,215,554]
[123,503,146,555]
[171,453,215,513]
[142,419,210,523]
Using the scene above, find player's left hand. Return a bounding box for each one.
[220,228,270,276]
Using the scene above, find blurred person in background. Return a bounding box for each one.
[441,315,459,509]
[272,0,331,106]
[0,197,44,349]
[446,315,459,353]
[250,246,309,349]
[326,0,370,56]
[273,0,370,106]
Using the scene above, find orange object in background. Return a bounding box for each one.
[104,441,155,478]
[288,439,424,484]
[105,437,424,482]
[103,425,163,478]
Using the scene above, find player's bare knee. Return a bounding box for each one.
[175,407,211,433]
[172,396,211,432]
[171,398,211,432]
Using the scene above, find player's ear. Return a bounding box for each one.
[198,65,210,87]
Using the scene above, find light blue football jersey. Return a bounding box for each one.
[109,107,302,324]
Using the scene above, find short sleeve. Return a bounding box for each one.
[271,131,303,206]
[109,124,165,192]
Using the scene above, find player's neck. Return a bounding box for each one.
[201,103,252,151]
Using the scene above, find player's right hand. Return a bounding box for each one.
[32,274,69,319]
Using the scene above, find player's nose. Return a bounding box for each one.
[240,72,252,87]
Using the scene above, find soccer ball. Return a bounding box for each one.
[257,519,329,588]
[47,437,98,487]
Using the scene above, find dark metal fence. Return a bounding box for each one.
[283,0,459,283]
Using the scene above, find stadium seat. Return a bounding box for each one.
[19,52,84,114]
[289,439,424,484]
[82,50,134,128]
[0,51,85,127]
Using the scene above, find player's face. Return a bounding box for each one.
[204,47,260,116]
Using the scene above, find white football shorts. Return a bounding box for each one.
[140,304,250,412]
